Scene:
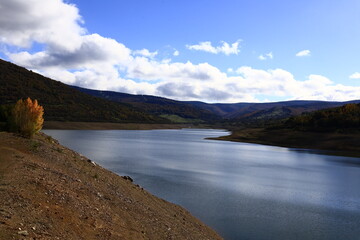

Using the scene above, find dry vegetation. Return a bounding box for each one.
[10,98,44,138]
[0,59,164,123]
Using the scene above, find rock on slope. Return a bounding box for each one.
[0,132,222,240]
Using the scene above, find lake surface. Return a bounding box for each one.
[43,129,360,240]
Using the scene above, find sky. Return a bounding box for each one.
[0,0,359,103]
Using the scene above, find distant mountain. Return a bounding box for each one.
[73,87,221,122]
[185,101,252,117]
[75,84,360,124]
[186,100,360,123]
[1,58,359,125]
[0,59,164,123]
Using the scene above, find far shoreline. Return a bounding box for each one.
[44,121,360,158]
[210,127,360,158]
[43,121,207,130]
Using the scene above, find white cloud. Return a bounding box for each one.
[0,0,85,51]
[349,72,360,79]
[186,40,241,55]
[133,49,158,58]
[173,50,179,56]
[232,67,360,101]
[1,0,359,103]
[258,52,273,60]
[258,55,266,60]
[9,34,132,69]
[296,50,311,57]
[126,58,226,83]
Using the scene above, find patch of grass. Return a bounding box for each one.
[45,135,56,143]
[29,140,41,152]
[160,114,202,123]
[56,147,63,153]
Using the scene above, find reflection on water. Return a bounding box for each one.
[44,129,360,240]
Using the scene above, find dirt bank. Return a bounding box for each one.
[0,132,222,240]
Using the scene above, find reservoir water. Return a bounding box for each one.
[43,129,360,240]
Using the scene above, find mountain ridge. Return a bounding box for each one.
[1,58,359,124]
[0,59,165,123]
[75,85,360,123]
[72,86,220,122]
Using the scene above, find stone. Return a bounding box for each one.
[18,230,29,236]
[122,176,133,182]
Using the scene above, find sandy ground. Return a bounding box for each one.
[0,131,222,240]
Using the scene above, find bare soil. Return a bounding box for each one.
[0,132,222,240]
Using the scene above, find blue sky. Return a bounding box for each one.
[0,0,359,102]
[73,0,360,82]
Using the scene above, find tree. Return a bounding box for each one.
[11,98,44,138]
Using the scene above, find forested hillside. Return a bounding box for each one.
[0,59,164,123]
[1,58,359,126]
[74,87,220,122]
[286,103,360,131]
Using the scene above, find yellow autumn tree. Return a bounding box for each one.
[12,98,44,138]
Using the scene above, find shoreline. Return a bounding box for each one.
[43,121,206,130]
[210,128,360,158]
[44,121,360,158]
[0,131,222,239]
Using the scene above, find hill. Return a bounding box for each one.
[0,131,222,239]
[1,58,359,126]
[74,86,360,125]
[187,100,360,122]
[73,86,220,123]
[286,103,360,131]
[0,59,164,123]
[213,104,360,155]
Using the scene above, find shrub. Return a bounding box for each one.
[11,98,44,138]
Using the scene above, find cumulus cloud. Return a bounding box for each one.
[232,67,360,101]
[349,72,360,79]
[126,58,226,82]
[9,34,132,69]
[258,52,273,60]
[133,49,158,58]
[0,0,85,51]
[296,50,311,57]
[173,50,179,56]
[186,40,241,55]
[1,0,359,103]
